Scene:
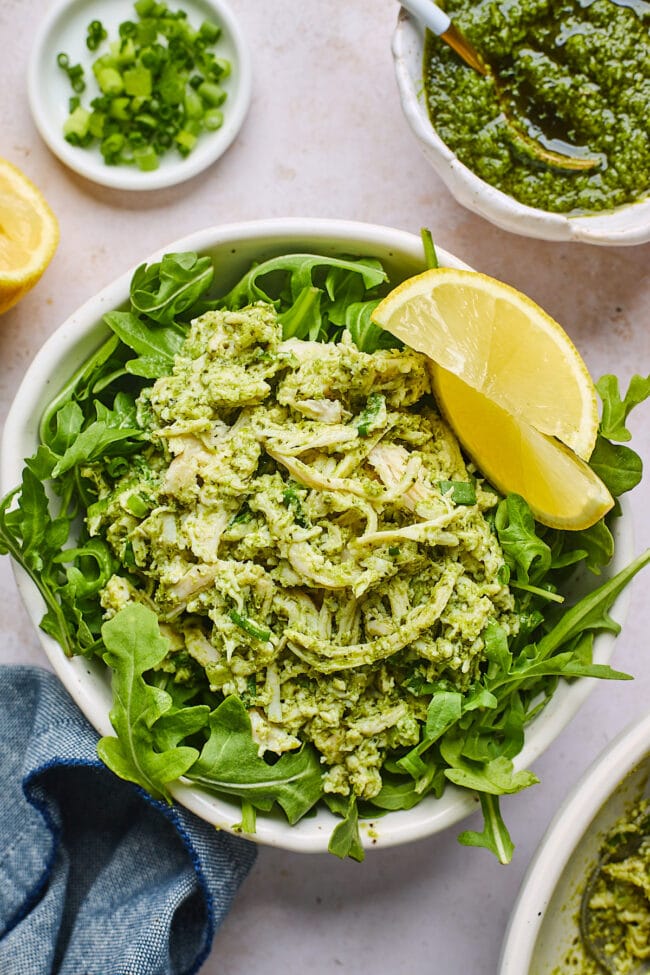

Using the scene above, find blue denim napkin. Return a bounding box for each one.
[0,666,257,975]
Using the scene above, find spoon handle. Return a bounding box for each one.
[397,0,450,35]
[396,1,487,74]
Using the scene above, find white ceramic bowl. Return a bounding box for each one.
[499,708,650,974]
[28,0,252,191]
[0,218,635,853]
[392,10,650,246]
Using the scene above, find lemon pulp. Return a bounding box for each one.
[0,158,59,314]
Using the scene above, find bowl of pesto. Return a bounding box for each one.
[392,0,650,245]
[0,219,644,862]
[499,708,650,974]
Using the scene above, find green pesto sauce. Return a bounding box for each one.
[423,0,650,214]
[554,798,650,974]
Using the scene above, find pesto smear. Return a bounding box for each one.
[423,0,650,213]
[556,798,650,974]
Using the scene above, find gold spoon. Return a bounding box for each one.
[398,0,601,173]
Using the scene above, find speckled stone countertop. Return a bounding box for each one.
[1,2,649,972]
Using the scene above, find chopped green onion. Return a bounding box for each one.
[86,19,107,51]
[229,611,272,643]
[57,54,86,93]
[203,108,223,131]
[133,145,159,170]
[199,20,221,44]
[357,393,387,437]
[197,80,226,107]
[96,66,124,95]
[123,65,152,97]
[57,0,231,168]
[439,480,477,505]
[63,106,91,143]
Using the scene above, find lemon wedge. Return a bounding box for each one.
[371,267,598,460]
[371,267,611,529]
[0,157,59,314]
[430,365,613,530]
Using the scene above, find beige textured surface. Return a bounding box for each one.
[1,1,649,972]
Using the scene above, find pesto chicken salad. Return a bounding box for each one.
[2,240,649,861]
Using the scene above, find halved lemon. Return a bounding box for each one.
[430,365,613,531]
[371,267,598,460]
[0,157,59,314]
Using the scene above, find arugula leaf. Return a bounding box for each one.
[97,604,200,801]
[442,748,539,796]
[495,494,552,583]
[104,310,185,363]
[130,252,214,324]
[278,286,322,340]
[589,435,643,497]
[458,794,515,864]
[345,300,400,353]
[186,696,323,824]
[535,549,650,661]
[216,253,392,350]
[326,795,365,862]
[0,473,77,656]
[597,374,650,442]
[370,770,443,811]
[51,395,143,477]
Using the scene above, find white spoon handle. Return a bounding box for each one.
[397,0,451,36]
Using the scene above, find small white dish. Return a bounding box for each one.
[28,0,252,191]
[499,708,650,974]
[392,9,650,246]
[0,219,636,853]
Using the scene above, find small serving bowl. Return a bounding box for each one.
[0,218,636,853]
[499,708,650,973]
[28,0,252,191]
[392,10,650,246]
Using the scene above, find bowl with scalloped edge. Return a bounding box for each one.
[392,10,650,246]
[0,218,637,854]
[499,707,650,974]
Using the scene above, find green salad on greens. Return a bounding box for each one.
[1,234,649,862]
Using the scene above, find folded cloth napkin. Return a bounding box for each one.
[0,666,257,975]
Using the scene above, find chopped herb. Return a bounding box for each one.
[229,610,271,644]
[58,0,232,169]
[439,479,476,505]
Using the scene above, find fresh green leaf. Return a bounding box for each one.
[327,794,365,862]
[443,752,539,796]
[186,696,323,823]
[458,794,514,864]
[98,603,200,800]
[130,252,214,324]
[345,300,399,353]
[495,494,552,583]
[104,310,185,360]
[590,435,643,497]
[597,374,650,442]
[535,549,650,661]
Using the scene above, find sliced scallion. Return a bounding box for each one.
[58,0,232,170]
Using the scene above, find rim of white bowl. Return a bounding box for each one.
[28,0,252,191]
[0,218,636,852]
[499,706,650,973]
[391,12,650,246]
